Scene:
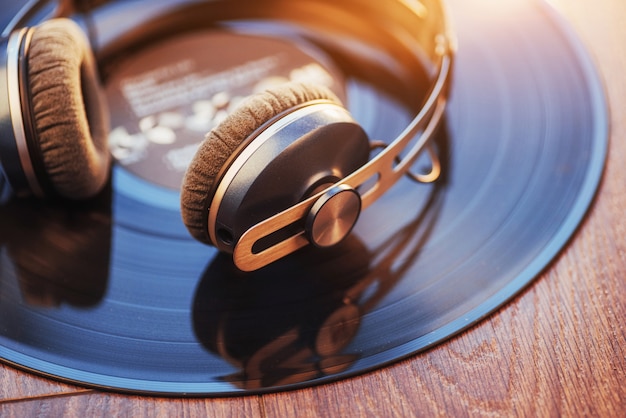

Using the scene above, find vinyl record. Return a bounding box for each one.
[0,0,607,395]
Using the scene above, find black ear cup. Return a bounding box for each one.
[180,82,344,244]
[0,18,109,200]
[26,19,110,199]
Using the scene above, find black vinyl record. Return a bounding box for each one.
[0,0,608,395]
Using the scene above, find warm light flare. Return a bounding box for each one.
[452,0,531,21]
[398,0,428,18]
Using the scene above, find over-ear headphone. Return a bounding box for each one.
[0,18,110,200]
[0,0,453,271]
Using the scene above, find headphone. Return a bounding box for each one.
[0,0,453,271]
[0,17,109,201]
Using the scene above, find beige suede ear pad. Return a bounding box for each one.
[180,82,343,244]
[27,19,110,199]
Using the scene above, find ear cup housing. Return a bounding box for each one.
[180,82,349,245]
[0,32,31,198]
[0,170,11,204]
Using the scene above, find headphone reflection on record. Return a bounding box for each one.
[0,0,454,271]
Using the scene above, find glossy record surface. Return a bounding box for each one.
[0,0,608,395]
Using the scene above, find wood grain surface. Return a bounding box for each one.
[1,0,625,416]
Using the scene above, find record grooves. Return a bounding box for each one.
[0,0,608,396]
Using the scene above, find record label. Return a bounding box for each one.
[105,31,344,190]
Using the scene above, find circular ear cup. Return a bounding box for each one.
[26,19,110,199]
[181,82,342,244]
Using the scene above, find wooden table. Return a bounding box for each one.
[1,0,625,416]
